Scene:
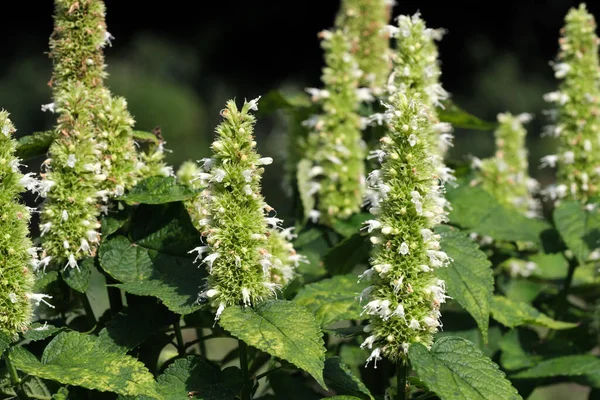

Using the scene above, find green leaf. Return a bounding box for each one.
[446,185,550,243]
[436,327,502,359]
[297,159,316,223]
[436,227,493,340]
[294,275,366,327]
[331,214,371,237]
[438,100,497,130]
[102,209,131,237]
[325,325,365,339]
[294,229,323,248]
[504,280,548,304]
[9,331,160,398]
[323,233,370,276]
[16,130,56,160]
[490,296,577,330]
[409,336,521,400]
[33,271,59,292]
[133,356,243,400]
[323,357,373,400]
[269,371,320,400]
[219,300,326,389]
[0,331,11,354]
[98,203,205,315]
[121,176,195,205]
[512,355,600,381]
[22,324,68,342]
[61,257,93,293]
[132,130,161,146]
[527,252,569,280]
[498,330,542,371]
[257,90,312,116]
[553,201,600,264]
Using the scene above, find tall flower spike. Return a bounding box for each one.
[390,13,452,157]
[0,112,37,337]
[542,4,600,203]
[193,98,285,319]
[474,113,540,217]
[335,0,394,91]
[358,93,451,365]
[303,30,366,224]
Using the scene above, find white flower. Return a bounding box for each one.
[215,303,226,320]
[360,335,377,350]
[19,173,38,192]
[242,170,253,182]
[79,239,91,255]
[393,304,405,319]
[41,103,56,113]
[203,253,220,271]
[422,316,439,328]
[103,31,115,47]
[308,209,320,223]
[362,219,382,233]
[28,293,55,308]
[242,288,251,307]
[553,62,571,78]
[40,222,52,236]
[540,154,559,168]
[66,154,77,168]
[409,319,421,330]
[243,185,252,195]
[365,348,382,369]
[408,134,418,147]
[65,254,79,270]
[37,180,56,197]
[248,96,261,111]
[8,293,18,303]
[1,123,10,136]
[562,151,575,164]
[356,88,374,102]
[211,168,226,182]
[256,157,273,166]
[265,217,283,228]
[399,242,409,255]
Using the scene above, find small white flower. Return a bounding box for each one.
[356,88,374,102]
[8,293,18,303]
[65,254,79,270]
[409,319,421,330]
[562,151,575,164]
[360,335,377,350]
[79,239,91,255]
[553,62,571,78]
[66,154,77,168]
[41,103,56,113]
[211,168,226,182]
[362,219,382,233]
[393,304,405,319]
[242,170,253,182]
[37,180,55,197]
[399,242,409,255]
[103,30,115,46]
[248,96,261,111]
[243,185,253,195]
[408,134,418,147]
[256,157,273,166]
[242,288,252,307]
[540,154,559,168]
[215,303,226,320]
[19,173,38,192]
[423,316,439,328]
[365,348,382,369]
[203,253,220,271]
[1,123,10,136]
[308,209,320,223]
[40,222,52,236]
[265,217,283,228]
[28,293,55,308]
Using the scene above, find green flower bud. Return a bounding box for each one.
[0,112,40,337]
[192,98,290,320]
[474,113,540,217]
[303,30,367,225]
[542,4,600,203]
[177,160,202,190]
[358,93,451,366]
[335,0,394,90]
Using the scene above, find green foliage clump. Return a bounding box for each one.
[303,30,366,225]
[335,0,393,90]
[0,112,36,337]
[542,3,600,203]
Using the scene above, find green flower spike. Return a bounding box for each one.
[303,30,367,225]
[335,0,394,91]
[191,98,299,320]
[0,112,53,337]
[385,12,453,157]
[473,113,540,217]
[542,3,600,203]
[358,93,451,366]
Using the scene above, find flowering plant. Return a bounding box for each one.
[2,1,600,400]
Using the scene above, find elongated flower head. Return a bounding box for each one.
[542,4,600,203]
[335,0,394,90]
[40,83,103,268]
[192,98,287,319]
[265,227,305,287]
[474,113,540,217]
[0,112,37,336]
[358,93,451,365]
[303,30,366,224]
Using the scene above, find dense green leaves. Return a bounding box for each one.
[323,357,373,400]
[294,274,366,327]
[23,324,68,342]
[499,330,542,371]
[323,233,370,276]
[437,227,493,339]
[10,331,160,398]
[490,296,577,329]
[219,300,326,388]
[446,185,549,243]
[553,201,600,264]
[409,336,521,400]
[61,257,93,293]
[121,176,195,205]
[512,355,600,382]
[98,203,205,314]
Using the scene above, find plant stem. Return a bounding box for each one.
[174,319,186,356]
[105,277,123,316]
[184,334,218,350]
[255,365,283,381]
[3,351,28,400]
[396,360,408,400]
[79,292,96,330]
[239,340,251,400]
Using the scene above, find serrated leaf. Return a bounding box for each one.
[16,130,56,160]
[331,214,371,237]
[132,356,243,400]
[219,300,326,389]
[527,252,569,280]
[490,296,577,330]
[294,275,366,327]
[409,336,521,400]
[102,209,131,237]
[121,176,195,205]
[98,203,205,315]
[61,257,93,293]
[553,201,600,264]
[446,185,549,243]
[438,100,497,130]
[323,357,373,400]
[504,280,548,304]
[512,355,600,381]
[23,324,67,342]
[323,233,370,276]
[436,327,502,358]
[436,227,493,340]
[33,271,59,292]
[0,331,11,354]
[297,159,316,223]
[9,331,160,398]
[498,330,542,371]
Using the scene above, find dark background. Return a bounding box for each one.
[1,0,598,213]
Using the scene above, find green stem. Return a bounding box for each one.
[397,360,408,400]
[79,292,96,330]
[174,319,186,356]
[4,351,28,400]
[184,334,218,350]
[105,277,123,316]
[239,340,251,400]
[255,366,283,381]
